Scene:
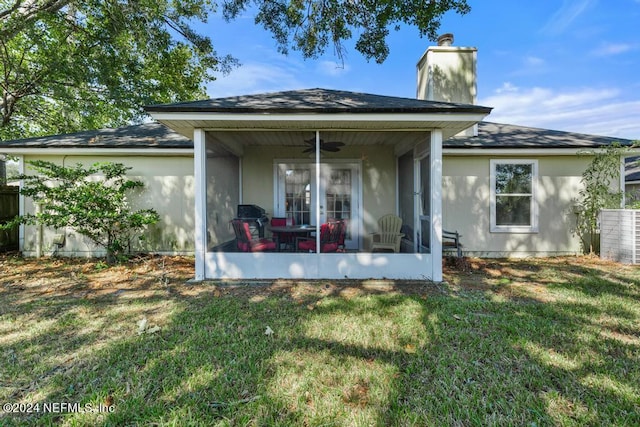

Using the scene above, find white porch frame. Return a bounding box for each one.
[203,252,434,279]
[194,127,444,280]
[194,128,207,280]
[430,129,443,282]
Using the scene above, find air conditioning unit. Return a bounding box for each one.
[600,209,640,264]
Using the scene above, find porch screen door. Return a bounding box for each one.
[417,154,431,252]
[320,165,358,250]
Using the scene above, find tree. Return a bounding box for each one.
[3,160,160,263]
[0,1,469,140]
[0,0,237,140]
[223,0,470,63]
[576,143,627,254]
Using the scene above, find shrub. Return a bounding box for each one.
[3,160,159,263]
[576,144,626,254]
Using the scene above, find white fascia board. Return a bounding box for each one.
[150,111,488,124]
[443,147,640,156]
[445,148,600,156]
[0,147,193,156]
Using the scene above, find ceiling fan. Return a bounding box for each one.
[302,137,345,153]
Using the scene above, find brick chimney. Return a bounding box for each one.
[416,33,478,136]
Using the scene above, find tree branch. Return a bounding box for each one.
[0,0,72,41]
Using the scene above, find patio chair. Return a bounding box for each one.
[371,214,404,253]
[331,218,347,252]
[231,219,276,252]
[443,229,463,257]
[270,216,296,251]
[296,220,343,253]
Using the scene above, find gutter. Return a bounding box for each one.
[0,147,193,156]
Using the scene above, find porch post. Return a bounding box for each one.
[620,156,626,208]
[194,128,207,280]
[315,130,321,253]
[430,129,443,282]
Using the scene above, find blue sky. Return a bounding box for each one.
[205,0,640,140]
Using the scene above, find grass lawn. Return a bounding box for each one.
[0,255,639,426]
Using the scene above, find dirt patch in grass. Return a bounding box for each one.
[0,254,193,302]
[1,253,636,304]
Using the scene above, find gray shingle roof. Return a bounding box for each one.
[444,122,634,149]
[145,88,493,114]
[627,156,640,182]
[3,120,634,153]
[0,123,192,149]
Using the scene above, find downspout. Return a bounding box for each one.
[18,155,24,253]
[35,202,43,258]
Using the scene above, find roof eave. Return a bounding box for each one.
[144,105,493,115]
[0,147,193,155]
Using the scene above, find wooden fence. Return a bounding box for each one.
[0,185,19,251]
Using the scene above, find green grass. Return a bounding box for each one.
[0,256,639,426]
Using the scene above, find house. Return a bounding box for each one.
[1,36,635,280]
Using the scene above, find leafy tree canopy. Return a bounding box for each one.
[223,0,470,63]
[0,0,470,140]
[0,0,234,140]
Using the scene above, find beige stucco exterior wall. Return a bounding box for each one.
[21,154,194,257]
[241,145,396,250]
[442,155,595,256]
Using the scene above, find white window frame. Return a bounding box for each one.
[490,159,539,233]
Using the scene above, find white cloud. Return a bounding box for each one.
[495,82,519,94]
[207,61,308,97]
[525,56,546,67]
[590,42,634,56]
[480,83,640,140]
[542,0,595,35]
[509,55,550,77]
[317,60,351,77]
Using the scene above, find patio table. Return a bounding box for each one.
[268,225,316,252]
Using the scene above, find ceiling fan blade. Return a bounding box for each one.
[321,145,341,152]
[324,141,345,148]
[301,137,343,153]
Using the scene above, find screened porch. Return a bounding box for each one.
[197,129,443,280]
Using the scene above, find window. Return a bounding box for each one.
[490,160,538,233]
[284,169,311,225]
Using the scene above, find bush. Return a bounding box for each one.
[576,144,626,254]
[2,160,159,263]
